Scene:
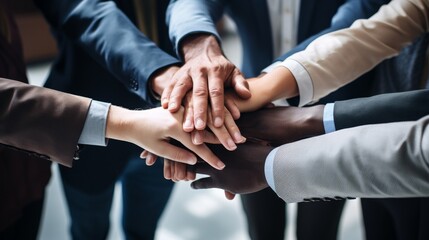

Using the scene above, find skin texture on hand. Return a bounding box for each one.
[191,142,273,195]
[105,105,225,170]
[150,65,180,97]
[162,105,324,183]
[161,34,251,130]
[225,68,299,113]
[236,105,325,146]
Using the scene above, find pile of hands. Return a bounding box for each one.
[121,35,324,199]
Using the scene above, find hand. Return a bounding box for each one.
[191,142,273,195]
[182,92,245,150]
[161,34,251,130]
[105,106,225,170]
[149,65,180,97]
[236,105,325,146]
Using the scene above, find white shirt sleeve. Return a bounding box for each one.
[264,147,280,192]
[78,100,111,146]
[278,59,315,106]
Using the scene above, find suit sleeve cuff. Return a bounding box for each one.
[279,59,314,106]
[323,103,336,133]
[265,147,279,192]
[78,100,111,146]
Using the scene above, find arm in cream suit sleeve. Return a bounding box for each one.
[0,78,91,167]
[283,0,429,106]
[272,114,429,203]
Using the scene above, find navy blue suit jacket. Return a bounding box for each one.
[36,0,179,107]
[34,0,179,191]
[167,0,387,78]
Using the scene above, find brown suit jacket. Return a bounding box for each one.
[0,4,89,230]
[0,78,91,167]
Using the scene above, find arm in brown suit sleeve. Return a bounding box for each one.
[0,78,91,167]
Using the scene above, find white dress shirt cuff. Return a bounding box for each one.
[323,103,336,133]
[78,100,111,146]
[265,147,279,192]
[279,59,314,106]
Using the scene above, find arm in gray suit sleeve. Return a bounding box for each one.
[272,115,429,203]
[334,89,429,129]
[167,0,225,56]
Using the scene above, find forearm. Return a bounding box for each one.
[271,116,429,203]
[36,0,180,106]
[167,0,224,56]
[234,69,298,112]
[286,0,428,105]
[334,90,429,130]
[0,78,90,167]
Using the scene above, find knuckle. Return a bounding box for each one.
[209,87,223,98]
[194,86,208,97]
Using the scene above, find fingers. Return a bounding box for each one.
[230,69,251,99]
[191,130,220,145]
[208,74,225,128]
[155,141,198,165]
[225,95,241,120]
[192,73,209,130]
[191,177,216,190]
[145,152,158,166]
[194,162,216,175]
[161,83,174,109]
[223,109,245,144]
[206,111,237,151]
[164,159,173,180]
[182,93,195,132]
[173,162,187,181]
[168,75,193,113]
[180,136,225,170]
[224,191,236,200]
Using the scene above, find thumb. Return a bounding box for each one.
[230,69,251,99]
[191,177,217,190]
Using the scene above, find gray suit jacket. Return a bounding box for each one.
[272,90,429,203]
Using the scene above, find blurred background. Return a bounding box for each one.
[18,2,364,239]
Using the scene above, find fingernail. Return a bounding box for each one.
[234,132,244,143]
[195,118,205,129]
[184,119,192,129]
[161,99,168,108]
[188,157,197,165]
[227,138,237,150]
[169,102,177,110]
[193,132,203,145]
[214,117,223,127]
[217,162,226,170]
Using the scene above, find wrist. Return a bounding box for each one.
[180,34,222,61]
[263,66,299,101]
[150,65,180,97]
[105,106,138,142]
[302,105,325,136]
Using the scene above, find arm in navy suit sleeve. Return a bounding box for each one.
[333,89,429,129]
[34,0,180,106]
[166,0,226,56]
[274,0,390,61]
